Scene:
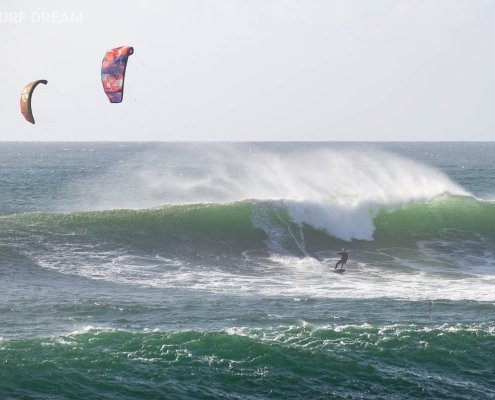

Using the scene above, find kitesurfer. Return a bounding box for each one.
[334,248,348,269]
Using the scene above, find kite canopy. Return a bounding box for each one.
[101,46,134,103]
[20,79,48,124]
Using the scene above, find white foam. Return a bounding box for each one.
[151,148,469,241]
[69,147,470,243]
[27,241,495,301]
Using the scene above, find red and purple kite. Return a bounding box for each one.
[101,46,134,103]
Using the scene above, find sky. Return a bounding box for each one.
[0,0,494,141]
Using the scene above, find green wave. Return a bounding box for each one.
[1,195,494,259]
[1,324,494,399]
[374,195,495,241]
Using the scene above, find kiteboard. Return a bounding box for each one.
[332,269,345,273]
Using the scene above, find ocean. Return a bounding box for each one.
[0,142,494,399]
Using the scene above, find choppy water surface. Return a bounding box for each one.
[1,142,494,399]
